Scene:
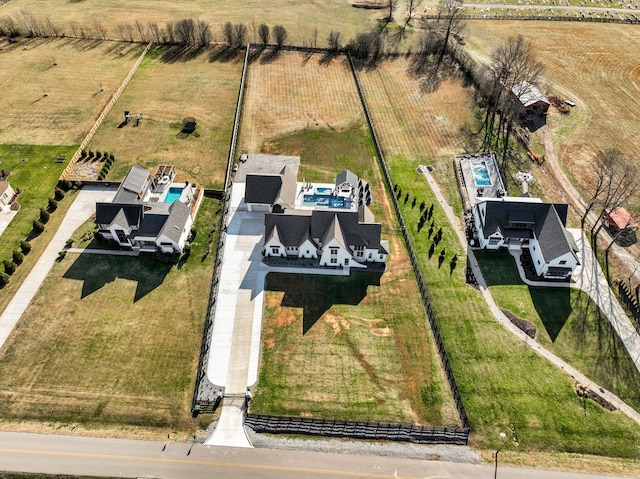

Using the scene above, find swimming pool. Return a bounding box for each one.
[315,187,333,196]
[302,194,350,209]
[471,160,492,187]
[164,187,184,203]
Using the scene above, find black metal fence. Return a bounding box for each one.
[246,414,470,445]
[347,52,470,430]
[421,13,640,24]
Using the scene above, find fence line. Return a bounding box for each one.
[61,41,153,181]
[347,52,470,430]
[191,43,251,414]
[420,13,640,24]
[245,414,469,445]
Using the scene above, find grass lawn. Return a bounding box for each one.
[0,144,75,261]
[0,37,143,145]
[0,196,221,437]
[88,46,243,189]
[387,154,640,459]
[475,250,640,411]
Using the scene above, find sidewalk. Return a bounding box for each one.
[0,186,117,350]
[420,169,640,426]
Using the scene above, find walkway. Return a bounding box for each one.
[0,208,18,237]
[420,169,640,426]
[0,186,117,350]
[204,183,267,448]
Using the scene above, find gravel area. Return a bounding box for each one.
[244,428,481,464]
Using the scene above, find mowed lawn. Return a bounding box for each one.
[476,251,640,412]
[0,37,143,145]
[388,156,640,460]
[88,46,242,188]
[0,197,220,434]
[0,0,379,48]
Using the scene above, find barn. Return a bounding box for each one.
[511,81,550,114]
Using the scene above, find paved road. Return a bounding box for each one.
[0,431,636,479]
[0,185,117,349]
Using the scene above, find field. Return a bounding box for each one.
[0,0,380,48]
[0,37,143,145]
[0,197,221,437]
[464,21,640,195]
[242,51,455,425]
[87,46,242,188]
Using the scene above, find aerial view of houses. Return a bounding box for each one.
[1,0,640,477]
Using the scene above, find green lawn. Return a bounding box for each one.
[387,153,640,458]
[476,250,640,412]
[0,197,220,434]
[0,144,75,261]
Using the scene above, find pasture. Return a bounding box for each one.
[0,37,143,145]
[0,197,221,437]
[0,0,379,48]
[87,46,242,188]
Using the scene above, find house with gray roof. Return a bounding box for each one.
[95,164,194,254]
[472,196,579,279]
[245,165,297,213]
[263,206,388,272]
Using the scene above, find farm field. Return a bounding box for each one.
[0,197,221,437]
[464,21,640,196]
[0,37,143,145]
[87,46,242,188]
[0,0,379,48]
[388,156,640,463]
[242,51,456,425]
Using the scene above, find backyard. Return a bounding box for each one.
[0,197,221,438]
[88,46,243,188]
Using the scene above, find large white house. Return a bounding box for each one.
[95,164,194,254]
[473,196,579,279]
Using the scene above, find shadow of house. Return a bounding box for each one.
[62,253,172,302]
[528,285,572,342]
[265,271,382,334]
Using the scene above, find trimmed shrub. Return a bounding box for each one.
[58,179,73,192]
[79,149,86,158]
[58,250,67,260]
[87,150,94,158]
[20,240,31,254]
[33,220,44,234]
[3,260,16,276]
[12,250,24,265]
[54,187,65,200]
[0,272,9,288]
[48,197,58,211]
[109,153,114,161]
[39,208,50,223]
[96,151,103,160]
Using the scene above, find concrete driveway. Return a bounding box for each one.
[0,185,117,350]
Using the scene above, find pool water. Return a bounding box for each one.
[315,187,333,195]
[165,187,184,203]
[471,161,492,187]
[303,195,349,209]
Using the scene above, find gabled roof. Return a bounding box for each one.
[245,165,296,208]
[478,199,576,261]
[265,213,311,247]
[323,215,347,249]
[114,164,151,202]
[95,203,143,228]
[0,181,11,196]
[511,81,550,108]
[158,201,191,243]
[336,169,359,187]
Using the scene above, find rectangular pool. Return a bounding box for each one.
[471,160,492,187]
[303,195,350,209]
[315,187,333,196]
[164,187,184,203]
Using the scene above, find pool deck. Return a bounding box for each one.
[455,153,506,212]
[294,182,358,211]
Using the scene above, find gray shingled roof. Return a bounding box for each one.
[114,164,150,202]
[245,175,283,205]
[336,169,359,188]
[95,203,143,228]
[158,201,191,244]
[511,81,550,108]
[481,200,575,261]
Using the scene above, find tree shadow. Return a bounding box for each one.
[265,271,382,335]
[528,285,572,342]
[159,44,206,63]
[523,113,547,133]
[62,253,172,302]
[209,45,243,63]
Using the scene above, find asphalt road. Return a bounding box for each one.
[0,432,637,479]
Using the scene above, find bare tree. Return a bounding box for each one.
[311,28,318,48]
[221,21,234,47]
[68,21,80,38]
[92,21,107,40]
[196,20,211,46]
[147,22,162,43]
[402,0,422,30]
[327,30,342,52]
[258,23,269,47]
[347,29,386,69]
[273,24,288,49]
[233,23,247,48]
[135,20,148,42]
[433,0,465,74]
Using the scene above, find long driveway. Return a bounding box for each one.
[0,185,117,350]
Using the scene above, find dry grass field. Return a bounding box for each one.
[464,21,640,193]
[0,37,143,145]
[87,46,242,188]
[0,0,379,47]
[239,51,365,155]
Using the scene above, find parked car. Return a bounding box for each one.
[239,152,248,163]
[565,99,576,107]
